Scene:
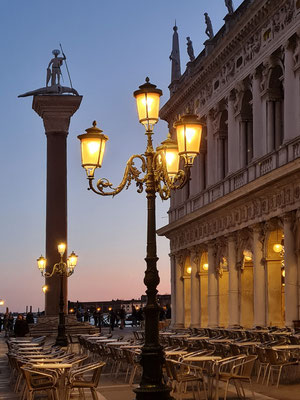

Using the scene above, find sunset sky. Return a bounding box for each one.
[0,0,243,312]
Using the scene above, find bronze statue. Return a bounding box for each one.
[204,13,214,40]
[47,49,66,87]
[186,37,195,62]
[225,0,234,14]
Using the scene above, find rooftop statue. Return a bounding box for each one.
[19,47,79,98]
[225,0,234,15]
[204,13,214,40]
[186,37,195,62]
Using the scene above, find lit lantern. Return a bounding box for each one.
[186,266,192,274]
[156,133,180,180]
[273,243,283,253]
[174,114,202,166]
[78,121,108,178]
[202,263,209,271]
[37,255,46,274]
[243,250,253,261]
[133,78,162,130]
[68,251,78,269]
[58,243,66,256]
[42,285,48,294]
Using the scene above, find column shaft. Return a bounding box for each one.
[275,101,282,148]
[252,227,266,327]
[175,258,184,328]
[228,237,239,327]
[267,101,275,152]
[190,253,200,328]
[208,244,218,327]
[284,214,299,326]
[240,121,247,168]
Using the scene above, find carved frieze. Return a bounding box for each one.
[169,180,300,253]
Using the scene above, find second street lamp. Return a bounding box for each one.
[37,243,78,347]
[78,78,202,400]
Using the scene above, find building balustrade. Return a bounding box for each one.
[169,136,300,223]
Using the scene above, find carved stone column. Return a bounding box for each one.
[207,242,218,327]
[170,255,176,328]
[283,212,299,326]
[228,234,240,327]
[190,249,200,328]
[284,41,296,142]
[267,101,275,152]
[253,69,264,158]
[247,121,253,163]
[174,255,184,328]
[252,224,266,327]
[240,121,247,168]
[33,95,82,315]
[207,112,216,186]
[199,150,206,192]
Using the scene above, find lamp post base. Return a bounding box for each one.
[55,309,68,347]
[134,386,173,400]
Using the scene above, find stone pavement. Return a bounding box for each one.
[1,326,300,399]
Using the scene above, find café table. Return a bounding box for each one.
[107,342,131,346]
[165,350,188,357]
[183,356,222,400]
[209,338,233,344]
[186,336,210,341]
[236,341,261,347]
[170,334,190,339]
[31,362,73,399]
[273,344,300,350]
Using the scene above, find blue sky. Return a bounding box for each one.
[0,0,243,312]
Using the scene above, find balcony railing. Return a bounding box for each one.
[168,137,300,223]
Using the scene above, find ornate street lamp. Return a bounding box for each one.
[37,243,78,347]
[78,78,202,400]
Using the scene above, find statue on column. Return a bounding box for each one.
[46,49,66,87]
[18,48,79,97]
[225,0,234,15]
[204,13,214,40]
[186,37,195,62]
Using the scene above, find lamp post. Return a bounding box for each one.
[78,78,202,400]
[37,243,78,347]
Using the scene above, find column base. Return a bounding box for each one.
[173,323,185,329]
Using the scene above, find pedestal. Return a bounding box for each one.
[33,95,82,316]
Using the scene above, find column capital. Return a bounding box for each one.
[282,211,296,224]
[33,95,82,134]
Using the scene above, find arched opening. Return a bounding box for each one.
[239,249,254,328]
[267,65,284,151]
[183,256,191,327]
[266,229,285,327]
[240,89,253,167]
[200,252,208,327]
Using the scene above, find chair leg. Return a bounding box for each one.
[276,366,283,388]
[91,387,99,400]
[223,380,229,400]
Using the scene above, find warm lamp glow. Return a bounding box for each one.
[97,307,101,312]
[108,307,112,311]
[202,263,209,271]
[133,78,162,130]
[58,243,66,256]
[243,250,253,261]
[273,243,283,253]
[282,269,285,278]
[156,133,180,179]
[68,251,78,269]
[37,255,46,273]
[69,308,74,313]
[42,285,48,294]
[78,121,108,177]
[0,300,5,306]
[174,114,202,166]
[187,266,192,274]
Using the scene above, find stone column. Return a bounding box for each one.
[207,242,218,327]
[252,224,266,327]
[170,255,176,328]
[228,234,240,327]
[174,255,184,328]
[199,151,206,191]
[33,95,82,315]
[283,213,299,327]
[267,101,275,152]
[207,112,216,186]
[190,249,200,328]
[275,101,282,148]
[284,41,296,142]
[253,70,264,158]
[240,121,247,168]
[217,136,224,181]
[247,121,253,163]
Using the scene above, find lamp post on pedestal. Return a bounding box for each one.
[78,78,202,400]
[37,243,78,347]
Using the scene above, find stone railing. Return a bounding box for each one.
[168,137,300,223]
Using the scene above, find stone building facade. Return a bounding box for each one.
[158,0,300,329]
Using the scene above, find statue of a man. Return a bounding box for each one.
[225,0,234,14]
[186,37,195,62]
[46,49,66,87]
[204,13,214,40]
